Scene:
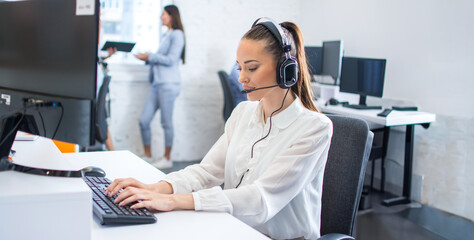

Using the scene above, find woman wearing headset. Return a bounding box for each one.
[107,18,332,239]
[135,5,185,169]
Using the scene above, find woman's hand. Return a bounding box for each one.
[105,178,190,212]
[135,53,150,61]
[113,186,177,211]
[105,177,150,197]
[106,47,117,58]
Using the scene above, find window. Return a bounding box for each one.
[100,0,161,63]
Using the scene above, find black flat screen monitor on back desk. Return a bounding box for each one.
[321,40,343,85]
[339,57,387,110]
[0,0,100,176]
[305,46,323,76]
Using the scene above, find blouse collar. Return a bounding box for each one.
[249,96,304,130]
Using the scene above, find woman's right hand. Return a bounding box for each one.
[105,177,149,197]
[134,53,150,61]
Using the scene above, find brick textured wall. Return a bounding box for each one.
[106,0,300,161]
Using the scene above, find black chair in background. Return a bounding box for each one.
[217,70,236,122]
[95,75,111,143]
[84,75,111,151]
[318,115,373,240]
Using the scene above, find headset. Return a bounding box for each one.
[252,18,299,89]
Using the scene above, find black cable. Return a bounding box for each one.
[236,89,291,189]
[235,169,249,188]
[0,102,62,148]
[51,103,64,139]
[0,107,31,121]
[250,88,290,158]
[38,111,47,137]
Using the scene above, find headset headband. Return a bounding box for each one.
[252,17,291,53]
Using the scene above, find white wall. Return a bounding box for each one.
[108,0,301,160]
[108,0,474,222]
[299,0,474,118]
[298,0,474,221]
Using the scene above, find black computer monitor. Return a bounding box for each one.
[0,0,99,175]
[321,40,343,85]
[339,57,387,110]
[304,46,323,76]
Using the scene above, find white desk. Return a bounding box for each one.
[316,99,436,206]
[2,137,269,240]
[317,100,435,127]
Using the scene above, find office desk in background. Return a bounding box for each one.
[1,137,269,240]
[316,99,436,206]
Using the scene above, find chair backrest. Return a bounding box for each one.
[320,114,373,236]
[95,75,111,142]
[218,70,236,121]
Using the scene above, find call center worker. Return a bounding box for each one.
[107,18,332,240]
[135,5,185,169]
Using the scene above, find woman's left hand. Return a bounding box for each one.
[106,47,118,58]
[114,186,176,212]
[135,53,150,61]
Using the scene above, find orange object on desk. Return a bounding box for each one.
[52,140,77,153]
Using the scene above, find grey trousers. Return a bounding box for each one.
[139,82,180,147]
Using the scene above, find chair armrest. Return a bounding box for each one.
[318,233,355,240]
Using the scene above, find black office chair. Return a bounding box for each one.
[318,115,373,240]
[217,70,236,121]
[96,75,111,143]
[84,74,111,151]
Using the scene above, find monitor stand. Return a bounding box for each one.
[343,95,382,110]
[0,114,82,177]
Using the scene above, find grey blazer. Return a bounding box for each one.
[148,29,185,85]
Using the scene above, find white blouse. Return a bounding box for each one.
[164,97,332,239]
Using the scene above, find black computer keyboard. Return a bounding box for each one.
[83,176,157,225]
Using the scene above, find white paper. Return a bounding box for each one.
[76,0,95,16]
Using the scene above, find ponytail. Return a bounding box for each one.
[281,22,319,112]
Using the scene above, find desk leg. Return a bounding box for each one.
[382,125,414,206]
[380,126,390,192]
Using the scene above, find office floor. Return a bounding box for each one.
[355,191,447,240]
[160,160,201,175]
[159,161,472,240]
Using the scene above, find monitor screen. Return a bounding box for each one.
[339,57,386,98]
[0,0,99,172]
[0,0,98,100]
[304,46,323,75]
[321,40,343,85]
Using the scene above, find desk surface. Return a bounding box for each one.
[7,138,269,240]
[316,99,436,127]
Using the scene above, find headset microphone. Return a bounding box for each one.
[240,84,279,94]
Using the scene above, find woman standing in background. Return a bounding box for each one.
[135,5,185,169]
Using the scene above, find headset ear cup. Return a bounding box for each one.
[278,57,299,88]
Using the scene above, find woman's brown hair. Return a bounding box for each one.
[164,5,186,64]
[243,21,319,112]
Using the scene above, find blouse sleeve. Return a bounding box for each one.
[193,117,332,227]
[147,30,184,66]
